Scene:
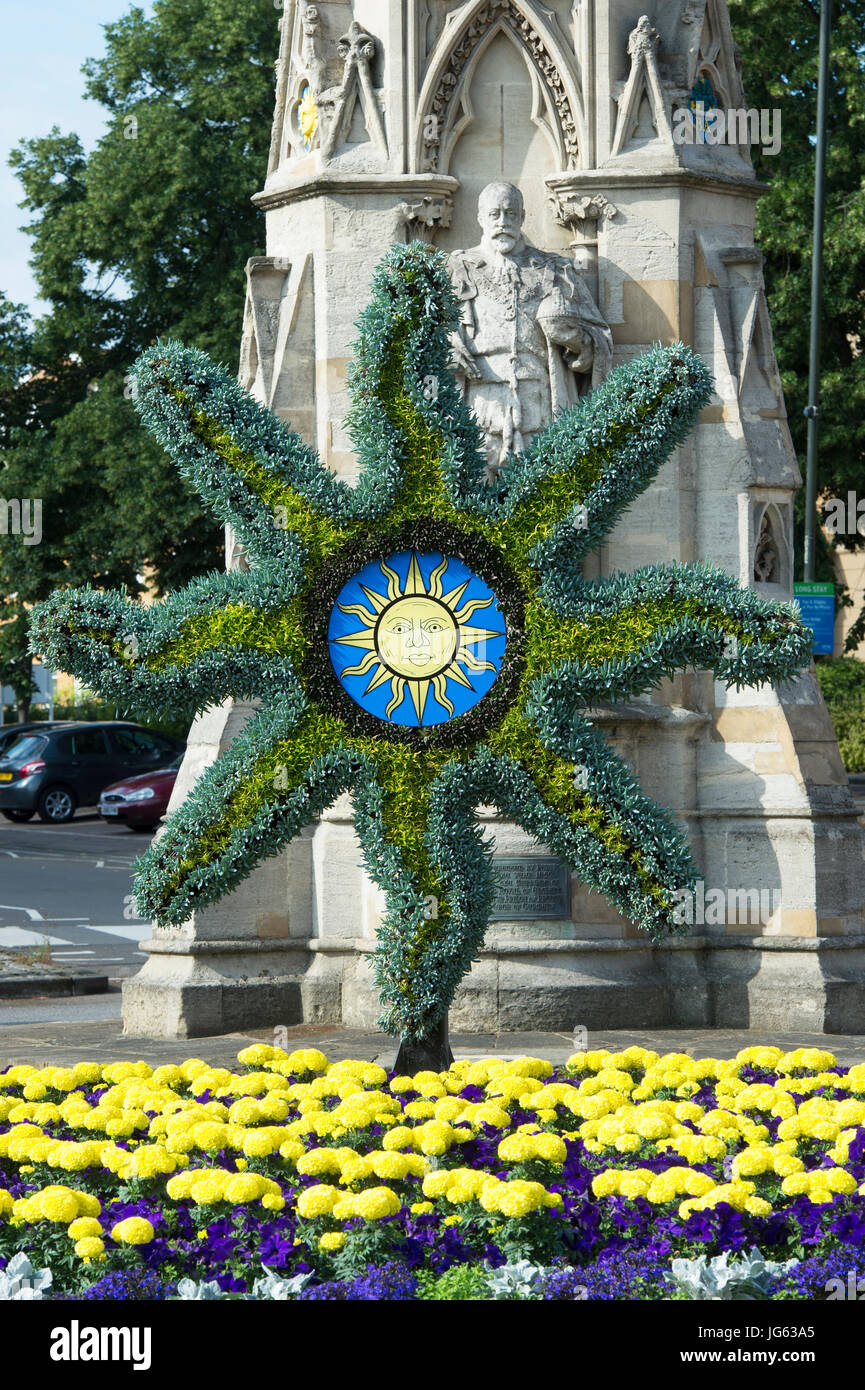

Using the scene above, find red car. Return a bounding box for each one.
[98,756,182,831]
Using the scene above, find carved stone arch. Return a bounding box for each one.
[751,496,792,594]
[437,18,564,177]
[685,0,744,113]
[415,0,585,174]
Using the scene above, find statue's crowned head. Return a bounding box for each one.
[477,181,525,256]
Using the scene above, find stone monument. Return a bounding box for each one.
[123,0,865,1041]
[447,180,613,476]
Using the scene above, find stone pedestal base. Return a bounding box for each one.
[120,931,865,1039]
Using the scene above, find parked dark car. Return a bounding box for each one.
[0,721,65,760]
[0,723,185,823]
[98,755,182,832]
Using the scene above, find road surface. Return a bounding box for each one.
[0,812,156,978]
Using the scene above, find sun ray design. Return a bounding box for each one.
[29,242,812,1053]
[330,549,503,727]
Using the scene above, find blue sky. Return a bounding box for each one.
[1,0,151,315]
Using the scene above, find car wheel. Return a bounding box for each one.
[1,809,35,823]
[37,786,77,823]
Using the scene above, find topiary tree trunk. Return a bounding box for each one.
[393,1013,454,1074]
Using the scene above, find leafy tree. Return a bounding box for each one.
[729,0,865,645]
[1,0,284,715]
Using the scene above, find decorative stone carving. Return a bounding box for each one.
[753,510,778,583]
[610,14,675,158]
[319,20,388,160]
[399,193,454,243]
[300,4,327,95]
[548,188,618,292]
[750,498,792,593]
[420,0,581,173]
[447,181,612,480]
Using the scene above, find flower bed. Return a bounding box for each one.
[1,1043,864,1300]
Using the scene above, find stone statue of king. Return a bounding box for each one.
[447,181,613,480]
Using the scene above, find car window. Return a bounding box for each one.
[53,733,76,757]
[72,729,110,756]
[1,735,46,762]
[111,728,164,757]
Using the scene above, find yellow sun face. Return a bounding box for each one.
[377,597,458,677]
[328,551,506,726]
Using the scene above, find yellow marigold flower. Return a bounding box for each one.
[673,1101,704,1124]
[368,1151,412,1181]
[261,1193,286,1211]
[278,1139,305,1165]
[297,1184,341,1218]
[166,1170,202,1200]
[617,1173,651,1199]
[822,1168,857,1195]
[224,1173,268,1203]
[592,1171,621,1198]
[298,1050,328,1073]
[486,1076,544,1102]
[633,1113,671,1141]
[318,1231,346,1251]
[241,1130,277,1158]
[433,1098,465,1123]
[68,1216,103,1239]
[0,1190,14,1216]
[227,1099,262,1127]
[296,1147,342,1177]
[731,1148,771,1178]
[237,1045,275,1067]
[388,1075,416,1094]
[403,1100,437,1121]
[744,1196,773,1217]
[412,1072,448,1098]
[337,1157,372,1184]
[776,1117,802,1141]
[189,1173,229,1204]
[21,1081,47,1101]
[421,1171,453,1199]
[414,1120,455,1155]
[411,1201,434,1215]
[469,1104,510,1131]
[497,1135,532,1163]
[613,1133,641,1153]
[74,1237,105,1261]
[352,1186,401,1220]
[111,1216,155,1245]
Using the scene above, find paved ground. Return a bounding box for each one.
[0,813,153,978]
[1,991,863,1069]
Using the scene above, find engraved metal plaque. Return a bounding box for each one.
[490,857,571,921]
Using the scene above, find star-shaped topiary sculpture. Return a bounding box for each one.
[31,243,811,1069]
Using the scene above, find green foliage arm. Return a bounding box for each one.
[28,568,304,721]
[525,562,813,704]
[492,344,714,584]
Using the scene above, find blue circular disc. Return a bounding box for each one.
[328,550,506,727]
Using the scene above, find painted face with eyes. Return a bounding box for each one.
[377,597,459,677]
